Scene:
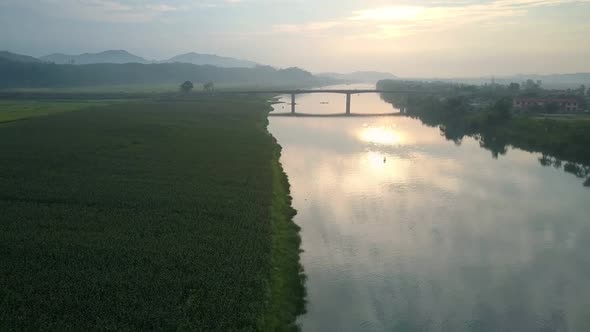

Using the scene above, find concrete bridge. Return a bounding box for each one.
[268,112,403,118]
[213,89,404,115]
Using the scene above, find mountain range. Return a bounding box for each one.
[0,51,43,63]
[40,50,149,65]
[5,49,587,88]
[0,50,402,84]
[0,55,321,88]
[36,50,260,68]
[164,52,258,68]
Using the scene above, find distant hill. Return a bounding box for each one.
[0,58,320,88]
[318,71,397,83]
[40,50,148,65]
[416,73,590,89]
[503,73,590,89]
[165,52,258,68]
[0,51,42,63]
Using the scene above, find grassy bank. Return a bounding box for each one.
[263,143,306,331]
[0,96,304,330]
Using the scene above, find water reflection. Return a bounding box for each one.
[269,85,590,332]
[358,125,404,146]
[377,87,590,187]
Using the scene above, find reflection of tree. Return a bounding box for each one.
[378,82,590,188]
[564,162,590,179]
[476,131,509,159]
[539,154,590,186]
[539,154,552,167]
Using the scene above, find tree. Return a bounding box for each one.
[204,82,215,93]
[524,79,539,92]
[544,102,559,114]
[180,81,194,94]
[490,97,512,121]
[508,82,520,93]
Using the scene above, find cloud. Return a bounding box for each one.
[13,0,171,22]
[0,0,244,22]
[350,6,424,22]
[271,0,590,39]
[146,4,178,12]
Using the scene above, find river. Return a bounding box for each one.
[269,84,590,332]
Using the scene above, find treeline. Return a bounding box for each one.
[0,58,320,88]
[378,79,590,186]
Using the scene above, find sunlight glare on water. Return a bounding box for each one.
[358,125,404,146]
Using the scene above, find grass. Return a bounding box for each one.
[0,82,321,94]
[0,100,111,123]
[0,96,304,330]
[531,113,590,121]
[0,84,180,94]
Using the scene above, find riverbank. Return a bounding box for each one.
[263,139,306,330]
[0,96,304,330]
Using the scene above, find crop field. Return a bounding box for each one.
[0,96,304,330]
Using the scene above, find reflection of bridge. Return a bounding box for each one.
[213,89,406,115]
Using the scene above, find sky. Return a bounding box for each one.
[0,0,589,77]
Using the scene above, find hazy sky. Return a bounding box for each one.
[1,0,589,76]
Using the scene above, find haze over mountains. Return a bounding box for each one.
[40,50,148,65]
[1,50,589,88]
[165,53,258,68]
[0,51,43,64]
[318,72,397,83]
[38,50,260,68]
[0,50,324,88]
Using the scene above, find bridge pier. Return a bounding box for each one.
[291,94,296,114]
[346,93,351,115]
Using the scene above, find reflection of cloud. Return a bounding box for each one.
[270,84,590,331]
[274,113,590,331]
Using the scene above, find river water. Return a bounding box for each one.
[269,84,590,332]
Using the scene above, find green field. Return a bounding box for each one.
[0,82,320,94]
[0,96,304,330]
[0,100,113,123]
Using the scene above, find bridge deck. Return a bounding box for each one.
[269,112,403,117]
[209,89,409,95]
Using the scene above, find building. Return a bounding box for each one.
[513,97,579,112]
